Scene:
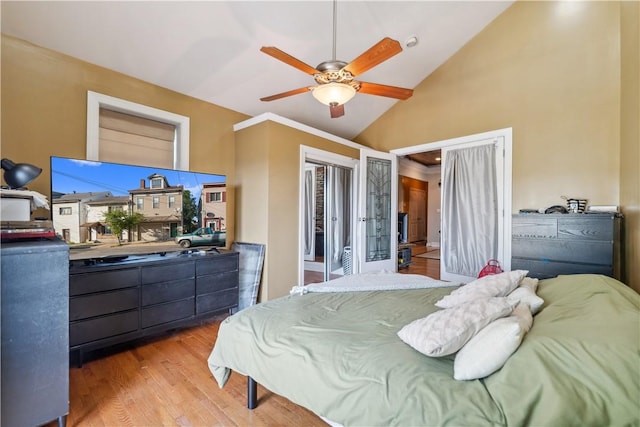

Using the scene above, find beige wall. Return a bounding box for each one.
[619,1,640,289]
[1,35,248,245]
[357,2,639,290]
[235,120,359,301]
[3,1,637,291]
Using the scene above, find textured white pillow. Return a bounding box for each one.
[520,277,539,293]
[507,282,544,314]
[397,297,515,357]
[435,270,528,308]
[454,303,533,380]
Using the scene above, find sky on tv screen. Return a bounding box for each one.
[51,157,225,200]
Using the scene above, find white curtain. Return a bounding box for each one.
[304,168,314,257]
[442,144,497,277]
[330,167,351,272]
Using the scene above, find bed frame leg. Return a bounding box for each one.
[247,376,258,409]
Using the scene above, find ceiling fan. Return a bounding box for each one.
[259,2,413,118]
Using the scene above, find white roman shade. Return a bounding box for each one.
[98,108,175,169]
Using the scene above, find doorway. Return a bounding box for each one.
[392,128,513,283]
[300,147,358,285]
[398,157,441,253]
[398,175,429,244]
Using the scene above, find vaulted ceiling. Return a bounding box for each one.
[1,1,512,140]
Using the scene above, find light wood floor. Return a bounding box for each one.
[49,317,327,426]
[402,248,440,279]
[52,256,439,426]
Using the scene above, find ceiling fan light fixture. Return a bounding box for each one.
[312,82,356,106]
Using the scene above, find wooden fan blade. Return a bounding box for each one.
[260,46,318,75]
[343,37,403,77]
[260,87,312,102]
[329,103,345,118]
[358,81,413,100]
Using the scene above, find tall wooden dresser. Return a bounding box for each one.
[511,213,622,280]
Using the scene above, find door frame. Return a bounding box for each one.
[391,128,513,280]
[298,146,359,285]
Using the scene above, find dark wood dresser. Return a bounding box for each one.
[511,213,622,279]
[68,250,239,364]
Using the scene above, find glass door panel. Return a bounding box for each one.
[358,149,398,273]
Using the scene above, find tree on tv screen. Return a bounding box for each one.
[182,189,198,233]
[103,210,144,245]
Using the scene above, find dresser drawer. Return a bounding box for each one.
[512,217,558,238]
[142,279,195,306]
[512,258,613,279]
[512,239,612,265]
[141,298,194,329]
[70,288,139,321]
[196,254,238,275]
[557,218,613,241]
[141,260,194,284]
[70,310,138,347]
[196,270,239,295]
[196,288,238,315]
[70,267,139,296]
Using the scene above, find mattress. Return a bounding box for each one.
[209,273,640,426]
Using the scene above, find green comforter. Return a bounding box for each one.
[208,274,640,426]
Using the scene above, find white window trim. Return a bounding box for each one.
[86,91,190,170]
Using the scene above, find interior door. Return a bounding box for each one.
[408,187,427,242]
[416,188,427,240]
[357,149,398,273]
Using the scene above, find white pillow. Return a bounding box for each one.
[435,270,528,308]
[521,277,539,293]
[454,303,533,380]
[397,297,515,357]
[507,282,544,314]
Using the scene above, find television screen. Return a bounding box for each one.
[50,156,227,260]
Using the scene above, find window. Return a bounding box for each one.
[59,207,72,215]
[137,198,144,210]
[108,206,123,213]
[97,109,175,169]
[208,192,222,202]
[153,196,160,209]
[86,91,190,170]
[169,196,176,208]
[150,177,164,189]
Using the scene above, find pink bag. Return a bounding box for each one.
[478,259,503,278]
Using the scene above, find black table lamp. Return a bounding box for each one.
[1,158,42,189]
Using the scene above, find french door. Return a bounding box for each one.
[299,147,398,284]
[356,149,398,273]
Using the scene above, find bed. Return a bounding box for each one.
[208,272,640,426]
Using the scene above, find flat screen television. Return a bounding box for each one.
[50,156,227,260]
